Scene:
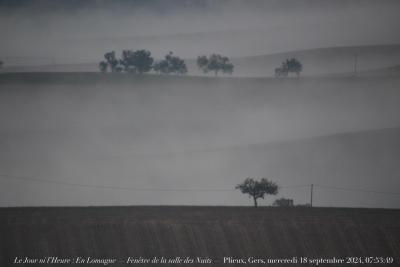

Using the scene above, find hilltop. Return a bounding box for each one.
[3,44,400,77]
[229,44,400,77]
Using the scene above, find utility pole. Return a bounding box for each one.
[310,184,314,207]
[353,53,358,76]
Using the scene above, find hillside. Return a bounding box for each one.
[1,206,399,266]
[200,126,400,208]
[228,44,400,77]
[356,65,400,77]
[1,73,400,207]
[3,44,400,77]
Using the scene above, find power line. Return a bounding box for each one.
[0,173,234,192]
[0,173,313,192]
[314,184,400,196]
[310,184,314,207]
[279,184,309,188]
[1,173,400,196]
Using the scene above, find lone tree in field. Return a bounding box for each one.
[0,60,3,69]
[236,178,278,207]
[197,54,234,76]
[284,58,302,76]
[274,57,303,77]
[153,52,187,75]
[120,49,154,74]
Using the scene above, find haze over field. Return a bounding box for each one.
[1,75,400,208]
[0,0,400,208]
[1,0,400,67]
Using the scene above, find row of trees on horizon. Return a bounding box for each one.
[99,50,235,76]
[0,52,302,77]
[98,50,303,77]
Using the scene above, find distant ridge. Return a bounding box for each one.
[4,44,400,77]
[230,44,400,77]
[0,44,400,77]
[236,44,400,60]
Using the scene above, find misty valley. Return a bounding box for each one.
[2,2,400,266]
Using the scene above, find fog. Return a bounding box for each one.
[1,76,400,207]
[1,1,400,208]
[1,0,400,65]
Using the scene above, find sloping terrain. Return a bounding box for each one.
[4,44,400,77]
[356,65,400,77]
[1,73,400,207]
[205,126,400,208]
[228,44,400,77]
[1,63,98,73]
[1,206,399,266]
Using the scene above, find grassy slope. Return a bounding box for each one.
[0,206,399,266]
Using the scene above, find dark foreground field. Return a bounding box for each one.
[1,206,399,266]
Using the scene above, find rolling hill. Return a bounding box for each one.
[227,44,400,77]
[356,65,400,77]
[3,44,400,77]
[1,73,400,207]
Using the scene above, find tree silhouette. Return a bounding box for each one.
[153,60,168,74]
[120,50,137,73]
[275,58,302,77]
[285,58,302,76]
[197,54,233,76]
[154,52,187,75]
[0,60,3,69]
[120,49,154,74]
[236,178,278,207]
[104,51,120,72]
[196,55,208,73]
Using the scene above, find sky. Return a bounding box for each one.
[0,0,400,65]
